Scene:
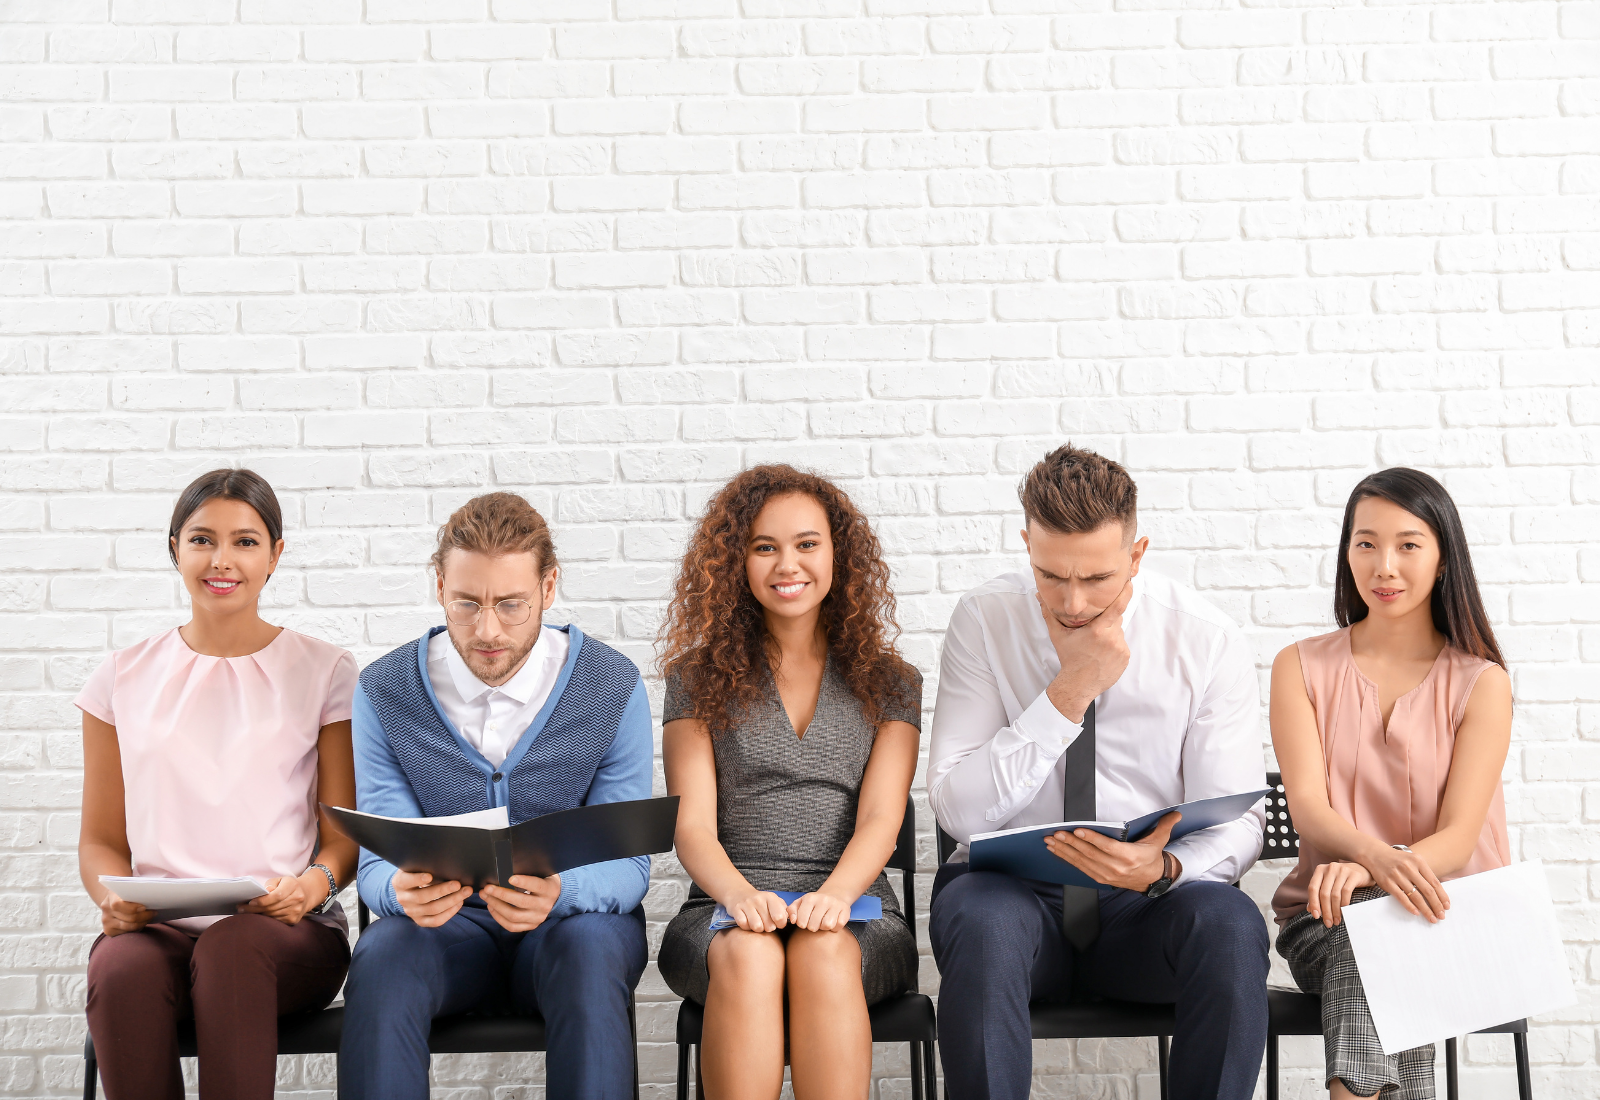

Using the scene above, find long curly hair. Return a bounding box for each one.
[657,464,916,737]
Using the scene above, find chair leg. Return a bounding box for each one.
[1445,1036,1459,1100]
[909,1041,924,1100]
[695,1043,704,1100]
[1157,1034,1170,1100]
[1265,1034,1279,1100]
[676,1040,689,1100]
[82,1050,96,1100]
[1513,1032,1533,1100]
[924,1037,937,1100]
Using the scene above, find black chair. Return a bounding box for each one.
[674,795,938,1100]
[82,898,640,1100]
[933,826,1177,1100]
[1260,771,1533,1100]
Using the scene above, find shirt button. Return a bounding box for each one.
[1023,779,1034,787]
[1061,737,1071,745]
[492,772,503,782]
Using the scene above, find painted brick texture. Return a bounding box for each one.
[0,3,1597,1098]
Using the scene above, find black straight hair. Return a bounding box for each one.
[167,468,284,567]
[1333,467,1505,669]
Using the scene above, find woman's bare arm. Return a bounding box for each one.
[79,712,134,901]
[816,719,918,904]
[664,716,789,931]
[239,719,358,924]
[1270,645,1387,867]
[1410,665,1511,878]
[79,713,156,935]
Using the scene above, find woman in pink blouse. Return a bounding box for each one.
[1270,468,1512,1100]
[76,469,360,1100]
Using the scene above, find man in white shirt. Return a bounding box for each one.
[928,445,1269,1100]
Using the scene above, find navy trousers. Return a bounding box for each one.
[929,863,1268,1100]
[338,904,647,1100]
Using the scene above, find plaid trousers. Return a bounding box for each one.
[1276,887,1436,1100]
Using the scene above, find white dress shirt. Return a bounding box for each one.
[427,626,570,768]
[928,569,1266,886]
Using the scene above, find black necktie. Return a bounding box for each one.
[1060,699,1099,950]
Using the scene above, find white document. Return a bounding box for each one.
[99,875,271,919]
[1342,860,1575,1055]
[337,805,510,829]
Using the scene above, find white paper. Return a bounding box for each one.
[1342,860,1575,1055]
[337,805,510,829]
[99,875,270,917]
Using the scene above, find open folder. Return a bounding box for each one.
[967,788,1272,889]
[325,796,679,892]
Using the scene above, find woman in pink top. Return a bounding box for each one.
[1270,468,1512,1100]
[76,469,360,1100]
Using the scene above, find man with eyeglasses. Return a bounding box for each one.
[338,492,652,1100]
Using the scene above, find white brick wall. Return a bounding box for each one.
[1,2,1596,1097]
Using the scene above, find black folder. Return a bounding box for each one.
[324,796,679,891]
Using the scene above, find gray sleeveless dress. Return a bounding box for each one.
[656,657,921,1007]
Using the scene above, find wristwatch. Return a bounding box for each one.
[1145,851,1176,899]
[308,863,339,915]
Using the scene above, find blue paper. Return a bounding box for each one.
[708,891,883,931]
[967,789,1272,890]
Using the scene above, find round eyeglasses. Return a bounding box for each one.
[444,599,533,627]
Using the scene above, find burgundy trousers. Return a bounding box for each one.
[86,913,349,1100]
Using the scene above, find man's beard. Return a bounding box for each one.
[451,620,540,686]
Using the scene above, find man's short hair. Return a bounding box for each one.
[1019,444,1138,539]
[430,491,558,578]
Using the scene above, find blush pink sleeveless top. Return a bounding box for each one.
[76,627,357,932]
[1270,627,1510,927]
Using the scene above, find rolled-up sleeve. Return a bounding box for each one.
[1167,628,1267,886]
[928,600,1085,844]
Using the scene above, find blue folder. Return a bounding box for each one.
[967,788,1273,890]
[708,891,883,931]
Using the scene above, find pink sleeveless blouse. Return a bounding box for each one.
[1270,627,1510,927]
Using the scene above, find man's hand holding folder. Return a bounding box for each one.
[327,795,679,931]
[1043,810,1183,892]
[967,788,1271,890]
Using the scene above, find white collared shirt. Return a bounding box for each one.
[426,626,570,768]
[928,569,1266,886]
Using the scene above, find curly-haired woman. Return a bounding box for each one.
[656,465,922,1100]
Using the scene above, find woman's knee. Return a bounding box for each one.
[190,914,281,976]
[706,928,785,993]
[786,928,861,968]
[87,930,184,1004]
[784,930,863,995]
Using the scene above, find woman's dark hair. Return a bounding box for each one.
[167,468,284,567]
[1333,467,1505,669]
[656,464,916,737]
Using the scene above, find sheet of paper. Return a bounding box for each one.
[336,805,510,829]
[99,875,270,917]
[1342,860,1575,1055]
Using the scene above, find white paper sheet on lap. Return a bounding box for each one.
[1342,860,1575,1055]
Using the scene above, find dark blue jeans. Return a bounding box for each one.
[338,904,647,1100]
[929,863,1268,1100]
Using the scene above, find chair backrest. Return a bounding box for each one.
[1261,771,1300,860]
[889,794,919,943]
